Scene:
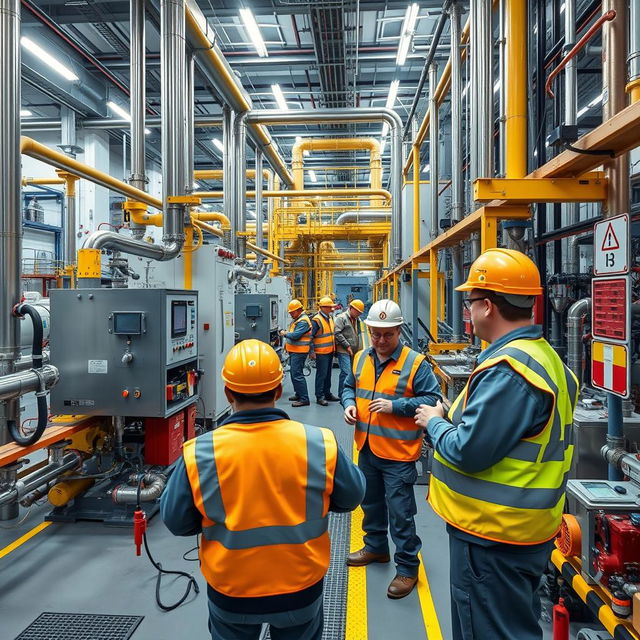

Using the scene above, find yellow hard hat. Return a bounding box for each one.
[222,339,283,394]
[349,299,365,313]
[288,299,303,313]
[319,296,334,307]
[456,248,543,296]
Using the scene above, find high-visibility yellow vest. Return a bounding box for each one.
[312,313,335,354]
[285,314,312,354]
[428,337,579,545]
[183,419,338,597]
[353,345,426,461]
[358,319,371,351]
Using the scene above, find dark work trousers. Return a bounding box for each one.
[337,352,352,399]
[209,596,323,640]
[314,353,334,401]
[289,352,309,403]
[358,440,421,577]
[449,535,554,640]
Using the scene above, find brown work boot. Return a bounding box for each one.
[387,574,418,599]
[346,547,390,567]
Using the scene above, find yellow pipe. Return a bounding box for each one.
[627,78,640,104]
[192,218,224,238]
[413,146,420,253]
[184,226,193,289]
[194,188,392,200]
[245,241,288,264]
[22,177,66,186]
[21,137,163,210]
[194,169,273,182]
[505,0,528,178]
[191,211,231,227]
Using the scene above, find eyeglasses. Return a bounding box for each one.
[462,297,487,310]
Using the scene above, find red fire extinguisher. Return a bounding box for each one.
[553,597,570,640]
[133,508,147,556]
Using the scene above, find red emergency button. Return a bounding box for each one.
[122,389,129,398]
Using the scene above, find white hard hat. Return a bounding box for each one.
[364,299,404,328]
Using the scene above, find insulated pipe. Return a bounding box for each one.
[242,108,403,263]
[0,365,59,402]
[0,0,21,446]
[194,189,392,201]
[429,63,439,239]
[234,110,248,260]
[335,210,391,225]
[477,0,493,181]
[186,53,195,197]
[194,169,273,182]
[20,137,162,210]
[223,105,234,248]
[567,298,591,385]
[111,472,166,504]
[255,148,264,265]
[14,350,49,372]
[129,0,146,240]
[630,0,640,101]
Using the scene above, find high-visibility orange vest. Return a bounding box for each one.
[352,345,426,461]
[183,419,338,598]
[312,313,335,354]
[285,314,312,354]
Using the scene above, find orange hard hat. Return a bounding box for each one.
[221,339,283,394]
[349,299,365,313]
[319,296,334,307]
[288,299,303,313]
[456,248,543,296]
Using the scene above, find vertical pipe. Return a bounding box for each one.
[64,178,77,266]
[602,0,629,481]
[412,145,420,253]
[505,0,528,178]
[498,0,507,177]
[129,0,146,241]
[255,148,263,264]
[0,0,21,445]
[222,105,234,248]
[469,0,478,184]
[235,112,247,259]
[629,0,640,102]
[478,0,494,179]
[161,0,187,242]
[390,115,402,264]
[186,53,195,196]
[412,268,419,350]
[429,63,439,239]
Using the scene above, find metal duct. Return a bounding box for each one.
[0,365,58,402]
[566,298,591,385]
[335,210,390,225]
[111,472,166,504]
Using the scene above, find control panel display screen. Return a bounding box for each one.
[113,312,143,335]
[172,301,187,338]
[582,482,620,498]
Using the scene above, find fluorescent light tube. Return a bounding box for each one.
[239,8,268,58]
[386,80,400,109]
[396,4,419,66]
[212,138,224,152]
[20,109,33,117]
[21,36,78,81]
[271,84,288,110]
[309,169,317,183]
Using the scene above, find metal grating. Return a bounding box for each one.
[15,612,144,640]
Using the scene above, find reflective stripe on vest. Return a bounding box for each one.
[285,314,312,353]
[183,419,337,597]
[359,319,371,350]
[352,345,426,462]
[428,337,579,545]
[313,313,335,354]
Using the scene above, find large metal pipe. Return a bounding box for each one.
[222,105,234,249]
[234,110,248,260]
[243,108,403,264]
[63,180,77,266]
[630,0,640,102]
[335,210,390,225]
[111,472,166,504]
[186,53,195,196]
[14,350,49,372]
[0,365,59,402]
[0,0,22,446]
[477,0,493,181]
[566,298,591,385]
[254,148,264,265]
[429,63,439,239]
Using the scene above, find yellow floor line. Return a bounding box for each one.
[416,552,444,639]
[346,443,367,640]
[0,521,52,560]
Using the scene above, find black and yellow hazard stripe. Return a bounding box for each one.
[551,549,640,640]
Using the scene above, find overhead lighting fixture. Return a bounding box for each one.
[212,137,224,152]
[386,80,400,110]
[308,169,317,183]
[271,84,288,110]
[108,101,150,133]
[239,8,268,58]
[422,164,430,174]
[396,3,419,66]
[21,36,78,81]
[20,109,33,117]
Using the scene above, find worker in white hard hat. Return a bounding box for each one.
[341,299,440,599]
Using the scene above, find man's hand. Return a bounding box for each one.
[369,398,392,414]
[347,346,353,357]
[344,405,357,425]
[414,401,445,428]
[309,352,316,360]
[279,330,287,337]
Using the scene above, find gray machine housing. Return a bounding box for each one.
[234,293,280,347]
[50,288,198,417]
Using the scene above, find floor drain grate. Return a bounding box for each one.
[15,612,144,640]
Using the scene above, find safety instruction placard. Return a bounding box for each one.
[591,276,630,342]
[594,213,629,276]
[592,340,629,398]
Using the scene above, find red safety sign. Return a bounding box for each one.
[594,214,629,276]
[592,340,629,398]
[591,276,630,342]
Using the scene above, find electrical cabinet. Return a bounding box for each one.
[50,288,198,417]
[235,294,280,347]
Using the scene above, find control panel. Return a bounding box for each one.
[50,288,198,418]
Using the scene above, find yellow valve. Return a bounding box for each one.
[77,248,101,279]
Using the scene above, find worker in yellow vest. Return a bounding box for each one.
[280,299,312,407]
[161,339,365,640]
[415,249,579,640]
[310,296,340,406]
[342,299,441,599]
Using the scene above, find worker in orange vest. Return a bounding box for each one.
[342,299,441,599]
[161,339,365,639]
[310,296,340,406]
[280,299,312,407]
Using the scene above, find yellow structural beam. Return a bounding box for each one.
[429,342,471,354]
[474,174,607,203]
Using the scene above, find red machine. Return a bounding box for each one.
[184,402,197,442]
[144,410,185,466]
[593,514,640,578]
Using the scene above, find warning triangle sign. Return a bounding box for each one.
[601,222,620,251]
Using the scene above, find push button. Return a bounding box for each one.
[122,389,129,398]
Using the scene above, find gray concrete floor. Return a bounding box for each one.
[0,366,607,639]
